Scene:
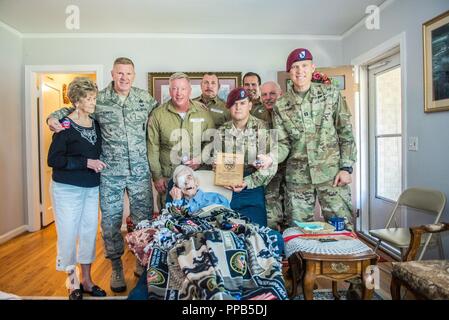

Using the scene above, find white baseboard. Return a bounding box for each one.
[0,225,28,244]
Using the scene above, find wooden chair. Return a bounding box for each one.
[369,187,446,261]
[390,222,449,300]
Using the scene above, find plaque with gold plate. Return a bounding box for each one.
[214,152,244,186]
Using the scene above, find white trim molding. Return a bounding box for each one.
[0,19,22,38]
[24,65,104,232]
[21,32,342,41]
[351,32,407,231]
[0,225,28,244]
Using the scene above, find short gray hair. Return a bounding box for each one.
[169,72,190,84]
[261,81,282,93]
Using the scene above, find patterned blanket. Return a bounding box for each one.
[126,204,288,300]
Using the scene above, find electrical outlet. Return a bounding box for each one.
[408,136,418,151]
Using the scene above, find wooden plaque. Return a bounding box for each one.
[214,152,244,186]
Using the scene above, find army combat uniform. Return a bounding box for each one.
[147,100,215,206]
[212,115,277,226]
[213,115,276,189]
[250,103,287,230]
[273,83,357,228]
[193,94,231,128]
[49,82,158,261]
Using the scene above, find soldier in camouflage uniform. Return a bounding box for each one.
[193,72,231,128]
[148,72,215,209]
[47,57,158,292]
[210,87,277,226]
[259,81,287,231]
[264,48,357,230]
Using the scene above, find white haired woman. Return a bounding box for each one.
[48,77,107,300]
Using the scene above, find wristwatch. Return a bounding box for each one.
[340,167,353,174]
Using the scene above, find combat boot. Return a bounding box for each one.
[110,258,127,292]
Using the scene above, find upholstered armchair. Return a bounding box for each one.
[390,222,449,300]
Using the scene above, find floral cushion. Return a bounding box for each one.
[392,260,449,299]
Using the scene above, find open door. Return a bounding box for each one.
[39,76,61,227]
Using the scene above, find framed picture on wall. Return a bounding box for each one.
[423,10,449,112]
[148,72,242,104]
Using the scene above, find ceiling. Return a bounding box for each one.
[0,0,387,35]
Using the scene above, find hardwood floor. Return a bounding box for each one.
[0,223,137,298]
[0,223,394,299]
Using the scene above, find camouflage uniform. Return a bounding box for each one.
[265,160,287,231]
[49,82,158,260]
[273,83,357,228]
[250,103,287,230]
[193,94,230,128]
[147,100,215,206]
[212,115,276,189]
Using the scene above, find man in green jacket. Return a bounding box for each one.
[193,72,230,128]
[148,72,215,208]
[47,57,157,292]
[261,48,357,230]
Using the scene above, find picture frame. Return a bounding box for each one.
[148,72,242,104]
[423,10,449,113]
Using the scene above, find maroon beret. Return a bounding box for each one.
[226,87,250,108]
[286,48,313,72]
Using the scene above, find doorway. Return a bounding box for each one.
[367,53,403,231]
[25,65,104,232]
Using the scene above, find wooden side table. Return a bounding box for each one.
[288,249,379,300]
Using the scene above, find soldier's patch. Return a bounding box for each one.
[229,251,247,276]
[299,50,306,59]
[147,267,165,285]
[206,277,218,291]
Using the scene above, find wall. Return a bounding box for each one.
[23,37,342,89]
[0,24,24,238]
[342,0,449,257]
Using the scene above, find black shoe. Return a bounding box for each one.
[80,284,107,297]
[69,289,83,300]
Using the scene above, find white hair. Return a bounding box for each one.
[172,165,198,187]
[261,81,282,93]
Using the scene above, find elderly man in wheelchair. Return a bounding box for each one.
[126,165,287,300]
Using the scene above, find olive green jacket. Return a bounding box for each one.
[193,95,231,128]
[250,102,272,126]
[147,100,215,180]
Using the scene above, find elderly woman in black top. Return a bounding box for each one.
[48,77,106,300]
